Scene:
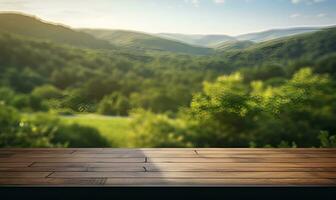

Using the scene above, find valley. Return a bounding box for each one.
[1,12,336,148]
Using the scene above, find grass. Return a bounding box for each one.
[60,114,132,147]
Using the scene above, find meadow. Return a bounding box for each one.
[60,114,132,147]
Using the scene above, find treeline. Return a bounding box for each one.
[1,28,336,116]
[130,67,336,148]
[0,33,219,115]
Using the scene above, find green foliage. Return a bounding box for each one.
[1,13,336,148]
[314,53,336,77]
[215,40,254,51]
[52,123,110,148]
[0,13,113,49]
[81,29,213,55]
[129,110,188,147]
[129,68,336,148]
[32,85,63,99]
[319,131,336,148]
[60,114,131,147]
[187,68,336,147]
[0,104,110,147]
[0,87,46,111]
[98,93,130,116]
[0,105,61,147]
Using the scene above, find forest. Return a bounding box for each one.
[1,13,336,148]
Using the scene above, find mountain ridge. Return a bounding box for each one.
[80,28,214,55]
[0,12,114,50]
[1,12,333,55]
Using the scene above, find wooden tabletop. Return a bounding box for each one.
[0,148,336,187]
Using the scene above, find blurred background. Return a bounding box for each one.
[0,0,336,148]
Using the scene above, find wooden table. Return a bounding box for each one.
[0,148,336,187]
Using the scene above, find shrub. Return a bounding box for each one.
[0,105,110,147]
[52,123,110,147]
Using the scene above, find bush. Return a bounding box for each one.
[52,123,110,147]
[98,93,130,116]
[0,105,62,147]
[32,85,63,99]
[319,131,336,148]
[0,105,110,147]
[129,109,188,147]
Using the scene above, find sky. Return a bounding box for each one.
[0,0,335,35]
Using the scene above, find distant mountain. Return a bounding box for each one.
[0,13,113,49]
[0,12,331,56]
[81,29,213,55]
[157,33,236,47]
[157,27,325,48]
[236,27,322,42]
[215,40,255,51]
[219,27,336,67]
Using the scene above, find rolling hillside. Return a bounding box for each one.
[215,40,255,51]
[236,27,322,42]
[219,27,336,67]
[157,33,236,47]
[0,13,113,49]
[81,29,213,55]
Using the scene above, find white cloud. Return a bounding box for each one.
[214,0,226,4]
[317,13,327,18]
[291,0,326,4]
[290,13,301,18]
[184,0,200,7]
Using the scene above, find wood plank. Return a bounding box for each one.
[31,162,336,168]
[0,148,335,186]
[104,178,336,186]
[197,153,336,158]
[9,152,336,158]
[147,157,336,163]
[195,148,336,151]
[0,162,32,167]
[49,171,336,179]
[196,149,336,154]
[0,178,106,185]
[11,153,197,158]
[0,157,145,163]
[0,167,88,172]
[144,162,336,169]
[0,178,334,186]
[32,162,146,171]
[144,164,336,172]
[0,149,75,154]
[74,150,197,155]
[0,172,51,178]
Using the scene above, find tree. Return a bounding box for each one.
[32,85,63,99]
[98,93,130,116]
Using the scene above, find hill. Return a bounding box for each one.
[0,13,113,50]
[157,33,236,47]
[81,29,213,55]
[219,27,336,67]
[236,27,322,42]
[158,27,325,47]
[215,40,255,51]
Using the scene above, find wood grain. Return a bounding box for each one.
[0,148,335,186]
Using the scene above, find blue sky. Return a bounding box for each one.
[0,0,335,35]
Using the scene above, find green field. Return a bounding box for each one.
[60,114,132,147]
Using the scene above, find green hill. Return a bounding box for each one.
[219,27,336,67]
[0,13,112,49]
[215,40,255,51]
[157,33,236,47]
[81,29,213,55]
[236,27,322,42]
